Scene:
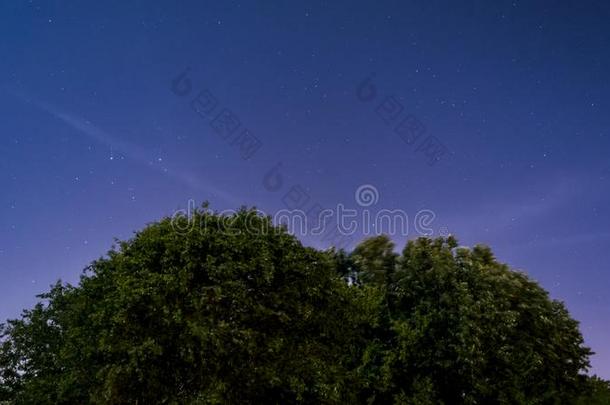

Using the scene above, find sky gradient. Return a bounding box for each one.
[1,1,609,377]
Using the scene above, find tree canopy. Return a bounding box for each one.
[0,207,607,404]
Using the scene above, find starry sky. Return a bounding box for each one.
[1,0,610,377]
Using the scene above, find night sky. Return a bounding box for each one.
[1,1,609,377]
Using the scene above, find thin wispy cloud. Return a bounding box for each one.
[9,89,239,205]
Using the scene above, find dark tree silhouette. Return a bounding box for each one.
[0,208,603,404]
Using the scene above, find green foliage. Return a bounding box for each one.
[0,208,361,403]
[352,236,593,404]
[576,376,610,404]
[0,209,601,404]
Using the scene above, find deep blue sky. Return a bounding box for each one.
[1,1,609,377]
